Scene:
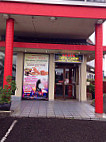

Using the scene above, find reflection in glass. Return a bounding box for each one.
[0,51,17,87]
[55,68,63,83]
[55,85,63,97]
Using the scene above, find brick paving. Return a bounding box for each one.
[10,99,106,120]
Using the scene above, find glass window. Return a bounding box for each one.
[0,51,17,87]
[0,52,4,87]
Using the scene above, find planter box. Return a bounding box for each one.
[0,103,11,111]
[0,111,11,118]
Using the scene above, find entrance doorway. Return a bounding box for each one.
[55,63,78,99]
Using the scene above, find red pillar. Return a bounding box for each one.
[95,24,103,113]
[3,18,14,86]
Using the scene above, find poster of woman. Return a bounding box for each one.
[22,54,49,100]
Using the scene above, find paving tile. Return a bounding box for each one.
[38,114,47,117]
[64,115,73,118]
[20,113,29,117]
[47,114,56,117]
[10,100,106,121]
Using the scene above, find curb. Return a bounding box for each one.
[10,115,106,121]
[0,111,12,118]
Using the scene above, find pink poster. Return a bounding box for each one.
[22,54,49,100]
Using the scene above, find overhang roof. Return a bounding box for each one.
[0,14,100,40]
[0,1,106,19]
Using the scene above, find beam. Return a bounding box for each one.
[0,2,106,19]
[0,41,95,51]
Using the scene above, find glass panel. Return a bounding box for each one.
[65,68,69,85]
[0,51,17,87]
[72,68,76,83]
[65,68,76,98]
[76,67,79,85]
[65,85,72,97]
[55,68,63,83]
[55,68,63,97]
[12,54,17,80]
[0,52,4,87]
[55,85,63,97]
[72,68,76,98]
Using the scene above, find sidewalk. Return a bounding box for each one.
[10,99,106,120]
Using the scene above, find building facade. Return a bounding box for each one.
[0,0,106,113]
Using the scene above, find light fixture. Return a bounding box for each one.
[49,17,57,22]
[97,19,104,24]
[90,68,94,72]
[46,50,48,53]
[2,14,10,19]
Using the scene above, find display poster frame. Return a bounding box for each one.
[22,54,49,100]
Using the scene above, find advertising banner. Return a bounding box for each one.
[55,54,83,63]
[22,54,49,100]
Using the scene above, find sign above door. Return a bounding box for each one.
[55,54,83,63]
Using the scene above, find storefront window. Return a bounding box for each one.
[0,52,4,87]
[0,51,17,87]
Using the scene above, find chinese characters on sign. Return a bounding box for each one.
[55,54,83,63]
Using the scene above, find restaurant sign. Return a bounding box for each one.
[55,54,83,63]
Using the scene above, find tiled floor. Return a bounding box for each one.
[10,100,106,120]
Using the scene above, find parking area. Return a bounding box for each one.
[10,99,106,120]
[0,100,106,142]
[0,117,106,142]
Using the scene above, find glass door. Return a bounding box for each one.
[65,67,76,99]
[55,68,64,98]
[55,64,76,99]
[64,68,72,98]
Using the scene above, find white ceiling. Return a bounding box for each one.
[0,14,98,39]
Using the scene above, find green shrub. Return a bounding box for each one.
[88,83,95,99]
[0,76,16,104]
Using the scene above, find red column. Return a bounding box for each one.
[3,18,14,86]
[95,24,103,113]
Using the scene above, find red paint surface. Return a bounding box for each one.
[3,19,14,87]
[0,41,95,51]
[1,41,106,51]
[0,2,106,19]
[95,24,103,113]
[103,46,106,51]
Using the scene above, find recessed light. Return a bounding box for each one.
[97,19,104,24]
[2,14,9,19]
[49,17,57,21]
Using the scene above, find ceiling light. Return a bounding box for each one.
[50,17,57,21]
[2,14,10,19]
[97,19,104,24]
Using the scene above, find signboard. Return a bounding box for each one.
[55,54,83,63]
[22,54,49,100]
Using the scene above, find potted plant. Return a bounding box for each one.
[0,75,16,111]
[88,83,95,99]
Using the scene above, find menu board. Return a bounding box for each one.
[22,54,49,100]
[55,54,83,63]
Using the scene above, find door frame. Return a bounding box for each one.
[55,63,77,99]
